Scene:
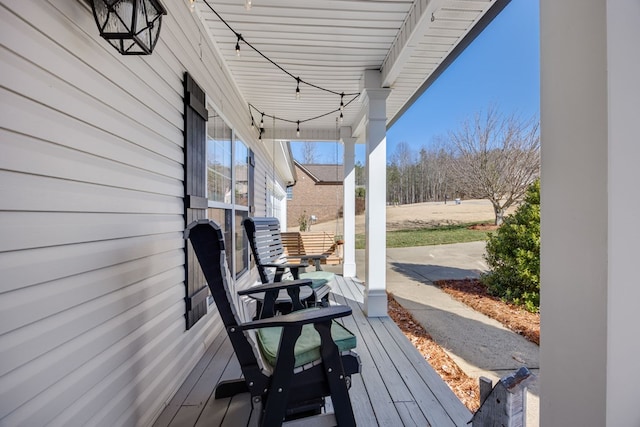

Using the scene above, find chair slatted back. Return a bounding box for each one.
[244,217,290,283]
[185,219,267,374]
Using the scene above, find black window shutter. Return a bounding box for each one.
[184,72,209,330]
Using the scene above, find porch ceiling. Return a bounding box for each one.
[195,0,507,140]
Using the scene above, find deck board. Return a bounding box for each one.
[153,332,229,427]
[330,277,409,426]
[153,276,471,426]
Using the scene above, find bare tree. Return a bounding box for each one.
[302,142,318,164]
[448,107,540,225]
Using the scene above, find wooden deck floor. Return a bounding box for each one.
[154,276,471,426]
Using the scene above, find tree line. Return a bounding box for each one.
[355,108,540,225]
[355,141,458,205]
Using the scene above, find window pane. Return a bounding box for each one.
[207,114,232,203]
[208,208,233,269]
[235,140,249,207]
[235,210,249,276]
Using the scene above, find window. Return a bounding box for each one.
[286,186,293,200]
[267,182,285,219]
[206,111,251,278]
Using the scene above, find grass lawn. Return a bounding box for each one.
[355,222,492,249]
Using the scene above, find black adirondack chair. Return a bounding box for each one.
[184,219,360,427]
[243,217,334,309]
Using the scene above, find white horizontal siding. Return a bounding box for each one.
[0,92,183,180]
[254,154,270,217]
[0,0,279,426]
[0,171,184,215]
[0,234,182,293]
[0,211,183,252]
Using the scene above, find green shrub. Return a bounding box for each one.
[482,180,540,312]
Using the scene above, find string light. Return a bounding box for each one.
[190,0,195,12]
[296,121,300,138]
[339,112,344,123]
[202,0,360,137]
[235,33,241,56]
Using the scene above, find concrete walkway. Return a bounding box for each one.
[331,242,540,426]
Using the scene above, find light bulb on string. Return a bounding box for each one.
[189,0,195,12]
[204,2,363,132]
[339,112,344,123]
[258,128,262,141]
[296,121,300,138]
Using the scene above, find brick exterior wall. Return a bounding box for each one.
[287,164,343,229]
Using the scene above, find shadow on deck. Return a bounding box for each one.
[153,276,471,426]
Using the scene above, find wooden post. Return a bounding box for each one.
[471,367,535,427]
[478,376,493,407]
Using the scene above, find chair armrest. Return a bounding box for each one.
[263,261,310,269]
[239,279,314,316]
[237,279,313,296]
[238,306,352,331]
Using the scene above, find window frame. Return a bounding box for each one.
[205,107,252,280]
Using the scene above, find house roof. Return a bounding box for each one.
[295,161,344,184]
[194,0,510,141]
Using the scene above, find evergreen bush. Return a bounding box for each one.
[482,180,540,312]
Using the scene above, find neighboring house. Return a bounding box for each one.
[287,161,344,229]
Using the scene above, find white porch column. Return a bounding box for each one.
[360,70,390,317]
[340,127,357,278]
[540,0,640,426]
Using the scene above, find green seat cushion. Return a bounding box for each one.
[257,317,357,368]
[299,271,334,290]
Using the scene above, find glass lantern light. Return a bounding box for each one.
[91,0,167,55]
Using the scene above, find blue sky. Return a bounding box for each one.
[291,0,540,164]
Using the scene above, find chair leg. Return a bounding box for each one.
[261,325,302,427]
[315,321,356,427]
[215,379,249,399]
[320,294,330,307]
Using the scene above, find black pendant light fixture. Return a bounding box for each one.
[91,0,167,55]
